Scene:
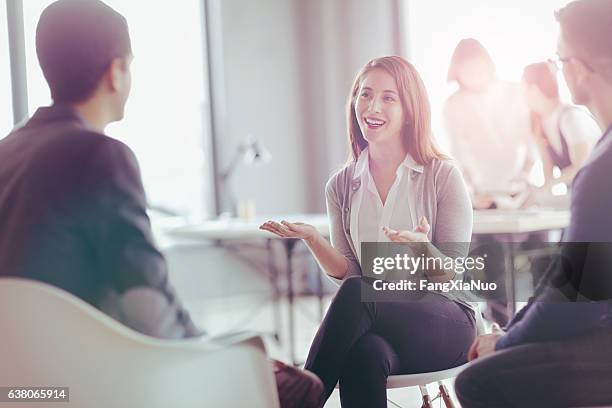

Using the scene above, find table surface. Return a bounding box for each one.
[471,209,570,235]
[166,209,570,241]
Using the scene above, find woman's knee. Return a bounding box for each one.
[338,275,363,295]
[331,276,365,306]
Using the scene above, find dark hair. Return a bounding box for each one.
[523,62,559,99]
[36,0,132,103]
[556,0,612,61]
[446,38,495,84]
[346,56,447,164]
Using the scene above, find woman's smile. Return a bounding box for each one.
[363,115,387,130]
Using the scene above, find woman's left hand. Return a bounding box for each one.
[383,216,430,243]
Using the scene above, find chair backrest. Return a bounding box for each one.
[0,277,279,408]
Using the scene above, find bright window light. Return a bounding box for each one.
[1,4,14,138]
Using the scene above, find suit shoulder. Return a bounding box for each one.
[82,132,138,165]
[72,128,133,154]
[61,131,141,188]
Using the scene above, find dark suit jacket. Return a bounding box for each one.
[0,104,201,338]
[496,125,612,349]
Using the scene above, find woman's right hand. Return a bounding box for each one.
[259,220,319,243]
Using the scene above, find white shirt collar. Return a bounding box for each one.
[353,147,424,181]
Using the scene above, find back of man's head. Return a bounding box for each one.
[556,0,612,69]
[36,0,131,104]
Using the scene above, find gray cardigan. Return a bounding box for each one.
[325,156,475,308]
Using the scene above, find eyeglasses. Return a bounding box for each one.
[547,55,594,72]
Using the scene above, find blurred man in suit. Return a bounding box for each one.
[455,0,612,406]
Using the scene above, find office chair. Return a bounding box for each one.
[386,305,487,408]
[0,277,279,408]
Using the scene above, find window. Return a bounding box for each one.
[1,4,14,138]
[22,0,213,219]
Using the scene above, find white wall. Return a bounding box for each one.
[296,0,400,211]
[215,0,306,216]
[215,0,402,215]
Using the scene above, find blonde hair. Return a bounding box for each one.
[346,56,447,164]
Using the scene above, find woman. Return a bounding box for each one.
[261,56,475,407]
[522,62,600,195]
[444,38,534,210]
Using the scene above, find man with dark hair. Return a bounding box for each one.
[36,0,132,105]
[455,0,612,406]
[0,1,323,406]
[1,0,194,339]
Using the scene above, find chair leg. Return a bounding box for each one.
[438,382,456,408]
[419,385,433,408]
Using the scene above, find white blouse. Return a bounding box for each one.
[541,105,600,155]
[350,148,423,261]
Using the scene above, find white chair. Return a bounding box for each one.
[0,277,280,408]
[386,306,488,408]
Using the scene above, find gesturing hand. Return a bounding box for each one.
[259,220,318,243]
[383,216,431,243]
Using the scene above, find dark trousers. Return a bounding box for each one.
[455,329,612,408]
[304,276,475,408]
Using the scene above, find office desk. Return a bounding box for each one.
[168,214,329,365]
[167,210,570,238]
[473,209,569,235]
[169,214,330,241]
[167,210,570,362]
[472,209,570,316]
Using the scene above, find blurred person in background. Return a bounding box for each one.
[261,56,476,408]
[444,38,536,210]
[444,39,539,326]
[522,61,600,207]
